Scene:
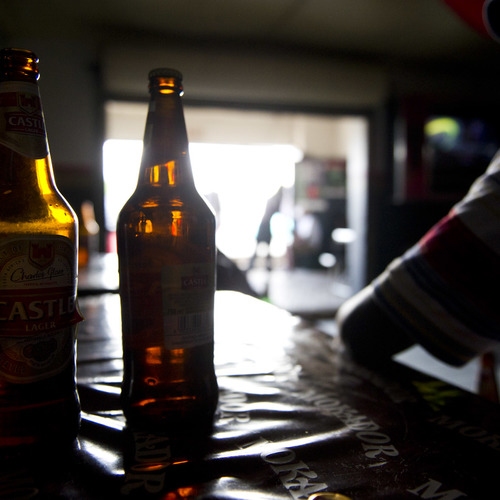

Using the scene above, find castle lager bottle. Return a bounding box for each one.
[117,68,218,434]
[0,48,82,447]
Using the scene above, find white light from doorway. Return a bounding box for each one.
[103,140,302,260]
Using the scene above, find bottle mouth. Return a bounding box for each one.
[149,68,183,81]
[0,48,39,81]
[148,68,184,95]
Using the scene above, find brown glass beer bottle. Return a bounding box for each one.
[0,48,82,447]
[117,68,218,434]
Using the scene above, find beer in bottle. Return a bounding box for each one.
[0,48,82,447]
[117,68,218,434]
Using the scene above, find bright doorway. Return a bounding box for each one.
[103,140,300,262]
[104,102,369,293]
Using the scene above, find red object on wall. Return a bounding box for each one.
[442,0,500,41]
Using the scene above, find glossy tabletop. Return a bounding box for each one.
[3,291,499,499]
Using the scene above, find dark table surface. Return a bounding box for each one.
[3,291,500,499]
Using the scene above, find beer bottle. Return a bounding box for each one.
[0,48,82,447]
[117,68,218,434]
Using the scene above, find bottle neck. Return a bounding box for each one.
[138,87,194,188]
[0,78,55,191]
[0,49,54,189]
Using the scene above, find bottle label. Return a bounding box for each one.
[161,263,214,349]
[0,236,82,383]
[0,81,48,159]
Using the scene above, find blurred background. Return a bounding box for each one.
[2,0,500,316]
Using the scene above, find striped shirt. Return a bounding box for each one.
[372,150,500,365]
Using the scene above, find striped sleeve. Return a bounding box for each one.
[373,151,500,365]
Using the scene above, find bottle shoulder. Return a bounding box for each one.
[0,190,77,238]
[119,187,214,216]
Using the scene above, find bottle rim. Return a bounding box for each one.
[148,68,183,81]
[0,47,39,81]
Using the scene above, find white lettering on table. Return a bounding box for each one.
[240,436,327,500]
[429,414,500,452]
[408,478,467,499]
[300,389,399,462]
[218,391,251,425]
[121,432,171,495]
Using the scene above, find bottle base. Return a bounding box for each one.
[123,403,217,438]
[0,397,81,449]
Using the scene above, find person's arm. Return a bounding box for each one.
[337,285,414,367]
[339,150,500,368]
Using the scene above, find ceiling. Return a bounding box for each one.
[1,0,499,69]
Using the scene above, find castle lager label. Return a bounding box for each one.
[0,81,48,159]
[0,236,81,383]
[161,263,214,349]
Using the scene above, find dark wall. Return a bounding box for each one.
[372,201,452,276]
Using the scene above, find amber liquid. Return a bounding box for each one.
[0,145,80,448]
[117,165,218,434]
